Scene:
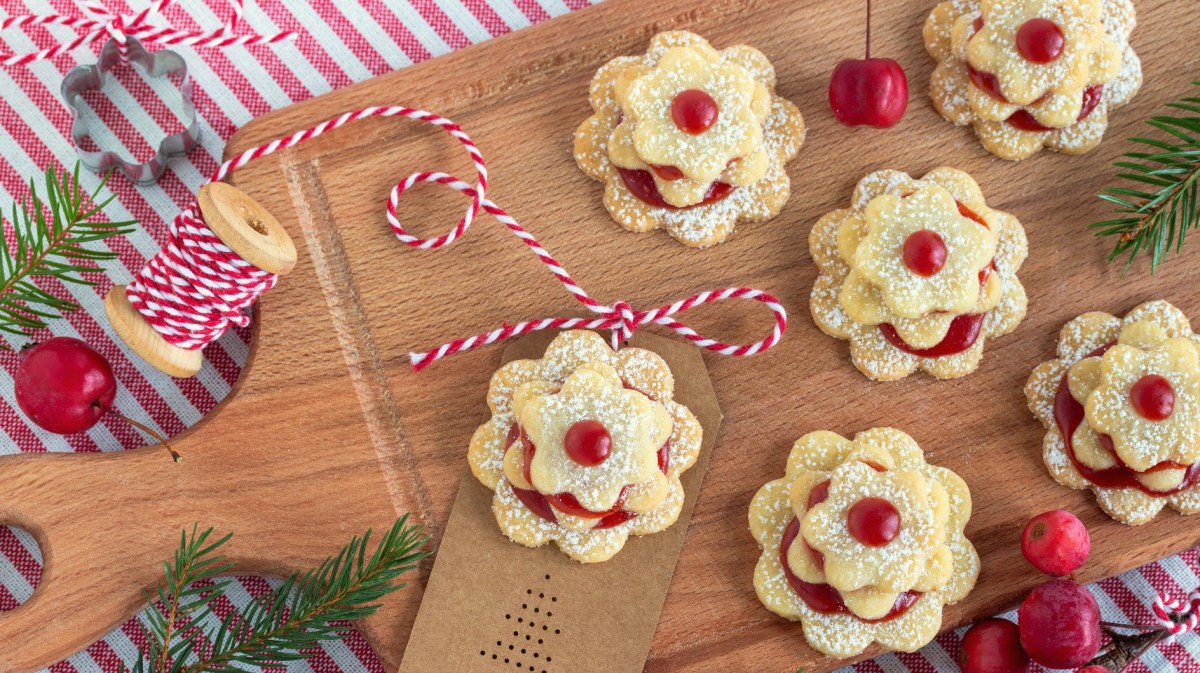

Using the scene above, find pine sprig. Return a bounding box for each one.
[0,163,134,339]
[125,515,429,673]
[1090,81,1200,272]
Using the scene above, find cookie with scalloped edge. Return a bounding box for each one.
[574,30,806,248]
[810,167,1028,381]
[924,0,1140,160]
[469,330,703,562]
[750,428,978,658]
[1026,300,1200,525]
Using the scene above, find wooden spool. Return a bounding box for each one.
[104,182,298,378]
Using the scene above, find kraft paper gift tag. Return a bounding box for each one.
[400,331,723,673]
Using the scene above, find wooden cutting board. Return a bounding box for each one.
[2,0,1199,671]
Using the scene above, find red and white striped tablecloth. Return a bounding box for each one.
[0,1,1196,671]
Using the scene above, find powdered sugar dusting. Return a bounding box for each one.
[574,31,806,248]
[924,0,1142,160]
[1025,301,1200,526]
[749,428,978,658]
[809,168,1028,380]
[466,330,704,562]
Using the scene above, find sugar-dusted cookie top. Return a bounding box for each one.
[1027,300,1200,525]
[750,428,979,658]
[925,0,1140,160]
[575,31,806,248]
[810,167,1028,381]
[468,330,703,563]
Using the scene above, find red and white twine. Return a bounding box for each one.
[0,0,293,67]
[1153,589,1200,644]
[125,105,786,366]
[125,201,278,350]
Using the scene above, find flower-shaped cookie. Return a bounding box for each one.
[469,330,703,562]
[575,31,806,248]
[925,0,1141,160]
[750,428,978,658]
[810,168,1028,381]
[846,187,997,322]
[1027,301,1200,525]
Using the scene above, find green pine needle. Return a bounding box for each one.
[1090,81,1200,273]
[0,163,134,340]
[124,515,429,673]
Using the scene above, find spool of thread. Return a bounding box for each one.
[105,182,297,378]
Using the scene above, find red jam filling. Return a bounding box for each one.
[1052,344,1200,496]
[1006,84,1103,131]
[671,89,720,134]
[966,64,1105,132]
[779,518,920,621]
[880,314,987,358]
[847,497,902,547]
[1016,18,1065,64]
[650,164,686,181]
[967,15,1101,131]
[506,396,672,529]
[903,230,949,277]
[1130,374,1176,421]
[564,419,612,466]
[877,201,993,358]
[617,167,734,210]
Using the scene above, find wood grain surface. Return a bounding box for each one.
[1,0,1198,671]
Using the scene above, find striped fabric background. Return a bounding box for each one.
[0,1,1195,671]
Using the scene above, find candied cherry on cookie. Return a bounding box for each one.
[924,0,1141,160]
[809,167,1028,381]
[467,330,703,563]
[574,30,807,248]
[1025,300,1200,526]
[749,428,979,658]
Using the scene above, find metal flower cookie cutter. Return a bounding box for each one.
[61,36,199,185]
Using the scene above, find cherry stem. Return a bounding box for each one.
[97,403,182,462]
[865,0,872,59]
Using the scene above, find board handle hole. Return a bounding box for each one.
[0,526,42,610]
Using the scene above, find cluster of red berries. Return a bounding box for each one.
[962,510,1102,673]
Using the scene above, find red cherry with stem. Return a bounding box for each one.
[828,0,909,128]
[14,336,180,461]
[1130,374,1175,421]
[671,89,719,135]
[1018,579,1102,669]
[1016,18,1065,64]
[847,497,901,546]
[903,229,948,276]
[1021,509,1090,577]
[564,419,612,466]
[1077,667,1110,673]
[961,618,1030,673]
[16,336,113,434]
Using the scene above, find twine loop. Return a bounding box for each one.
[113,104,785,366]
[610,300,637,348]
[374,111,788,370]
[0,0,294,67]
[1152,590,1200,644]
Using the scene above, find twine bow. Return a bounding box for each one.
[0,0,293,67]
[115,105,786,367]
[374,114,789,370]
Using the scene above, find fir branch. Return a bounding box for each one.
[1090,81,1200,272]
[0,163,134,340]
[127,515,428,673]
